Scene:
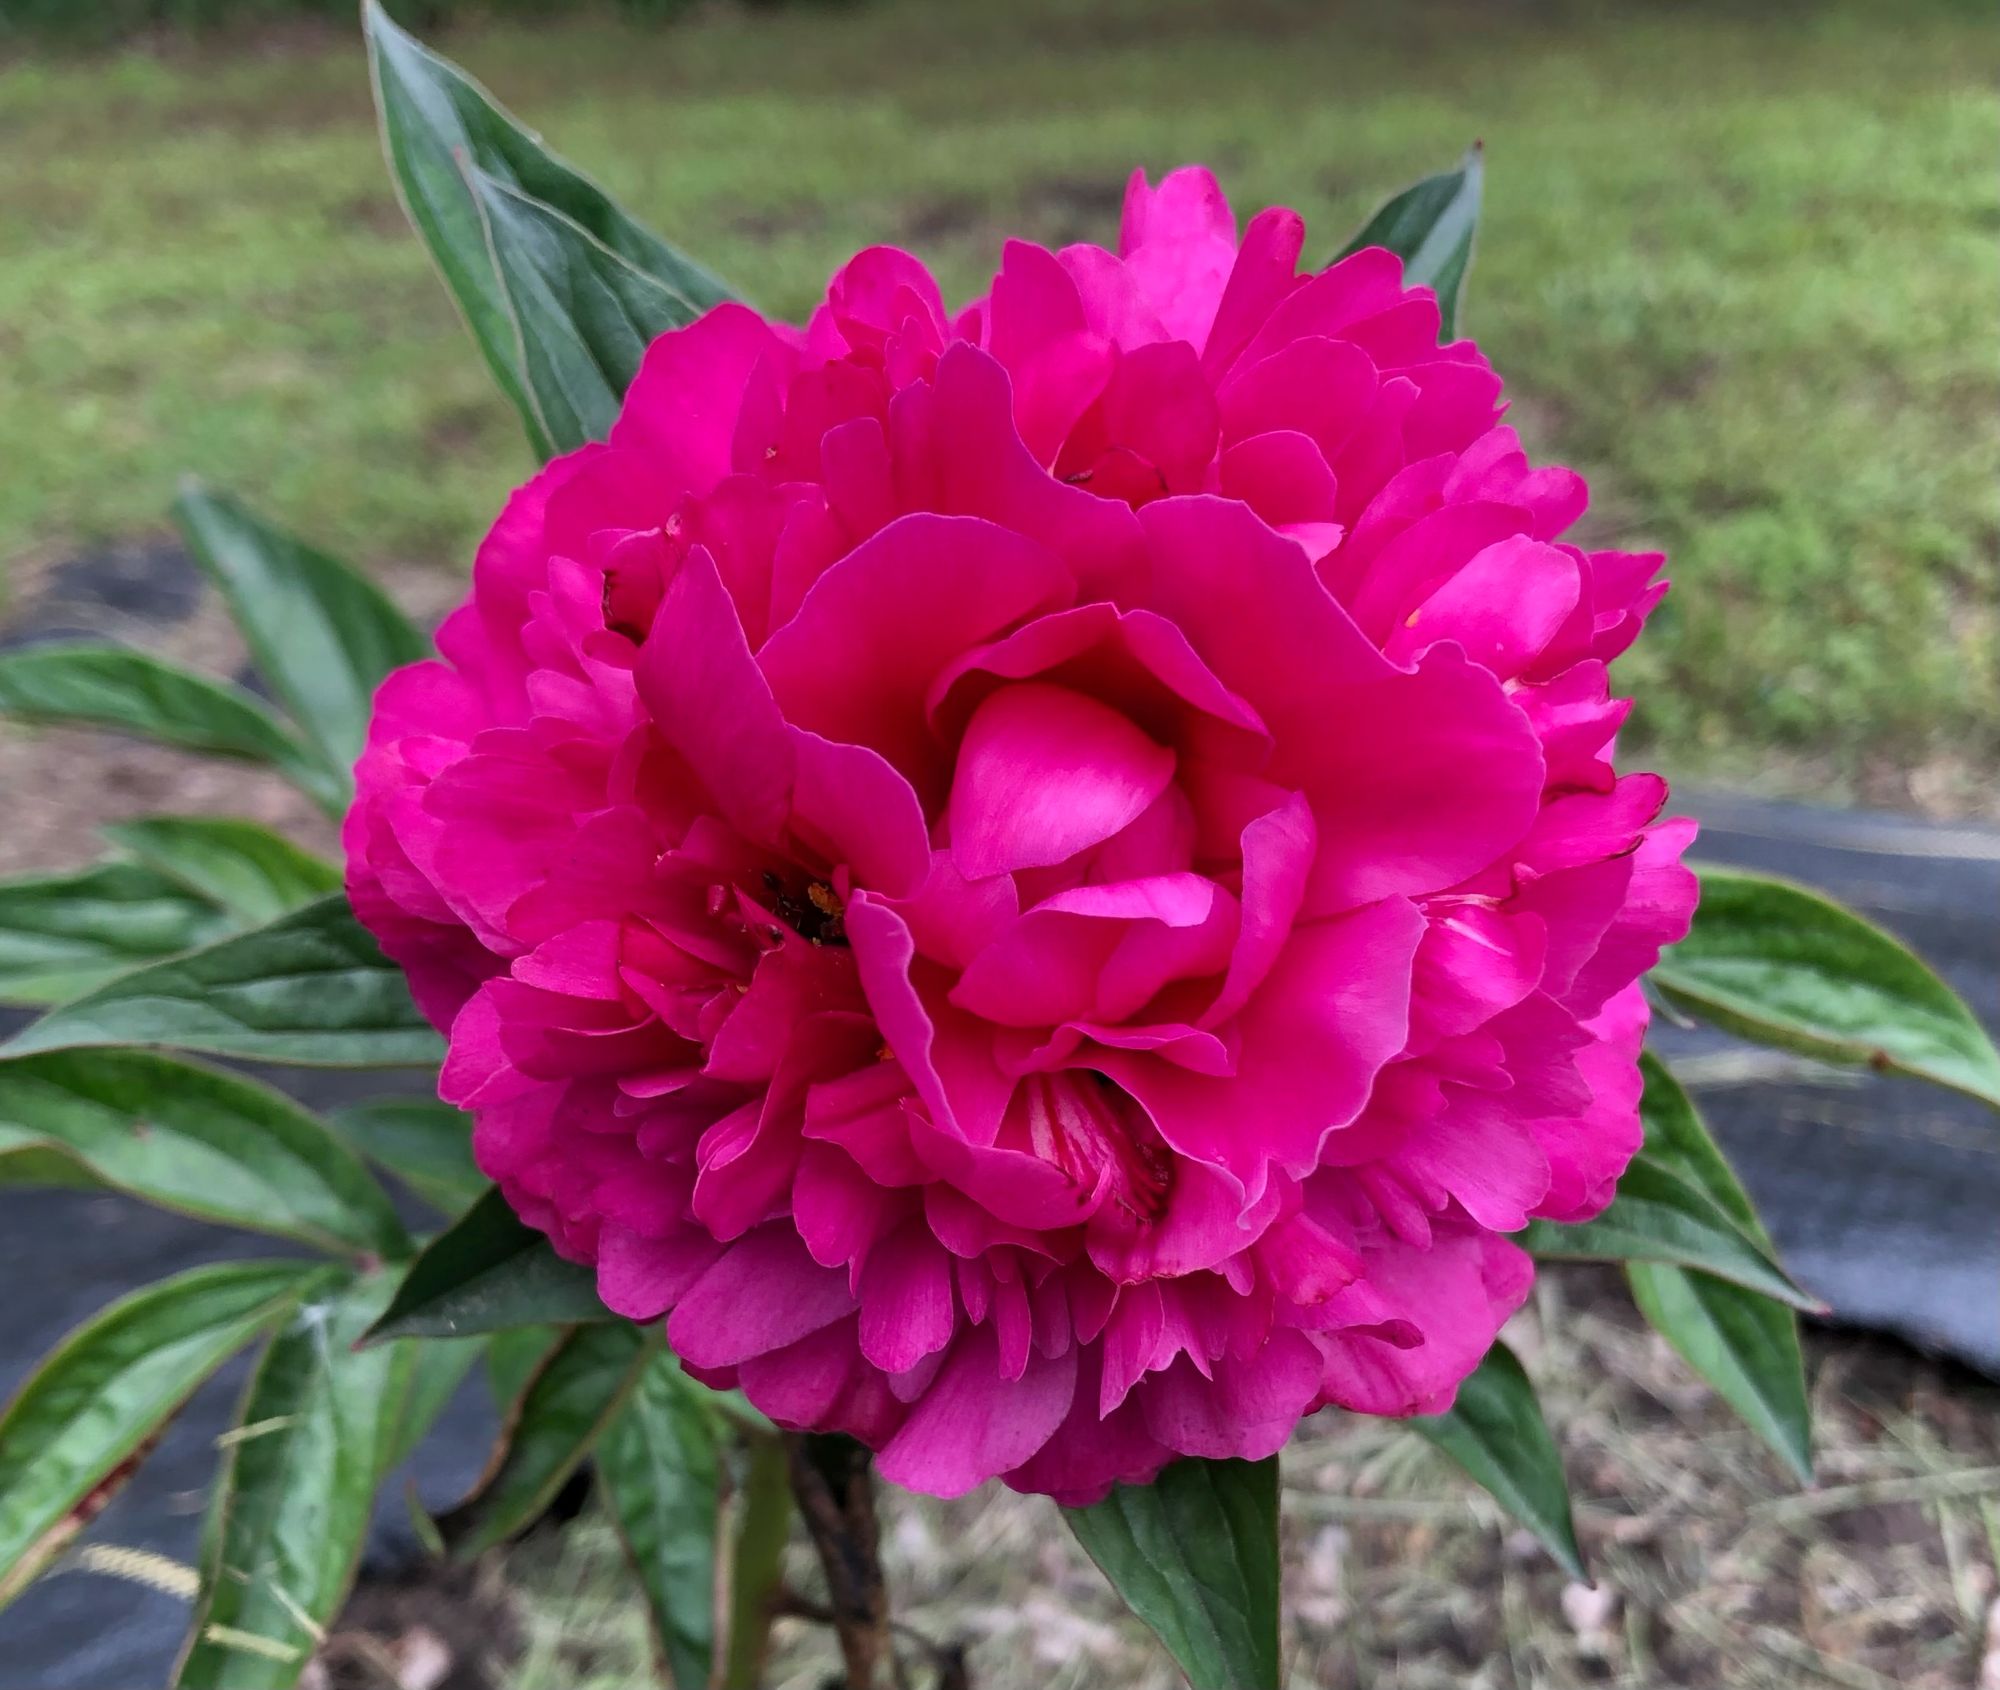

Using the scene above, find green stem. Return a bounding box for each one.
[721,1432,792,1690]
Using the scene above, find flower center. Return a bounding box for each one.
[1022,1071,1174,1224]
[761,871,847,947]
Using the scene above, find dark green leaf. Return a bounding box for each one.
[0,643,341,814]
[1,895,443,1069]
[175,1270,415,1688]
[0,861,232,1006]
[1654,866,2000,1108]
[174,482,429,776]
[1334,142,1483,337]
[467,164,706,455]
[328,1097,484,1216]
[1624,1054,1812,1481]
[439,1323,646,1559]
[364,0,731,459]
[103,816,341,928]
[1063,1456,1280,1690]
[597,1351,727,1688]
[1521,1152,1819,1308]
[0,1261,317,1609]
[1415,1341,1584,1578]
[0,1050,406,1258]
[365,1187,610,1342]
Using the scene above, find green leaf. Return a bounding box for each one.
[365,1187,610,1342]
[1624,1054,1812,1482]
[1334,142,1483,337]
[596,1350,727,1688]
[1415,1341,1585,1578]
[1653,866,2000,1108]
[383,1337,485,1476]
[1520,1152,1819,1309]
[103,816,341,928]
[1063,1456,1280,1690]
[0,1049,406,1258]
[175,1270,416,1689]
[486,1324,565,1409]
[467,164,706,455]
[328,1097,485,1215]
[0,643,342,815]
[174,482,429,777]
[0,861,232,1006]
[1,894,444,1069]
[0,1261,318,1610]
[363,0,731,460]
[439,1323,647,1560]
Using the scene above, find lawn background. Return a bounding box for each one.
[1,0,1994,805]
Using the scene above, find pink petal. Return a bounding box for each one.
[858,1222,959,1373]
[612,304,794,493]
[878,1324,1078,1497]
[597,1223,722,1321]
[667,1223,856,1368]
[1386,534,1583,678]
[789,728,931,899]
[1296,645,1545,913]
[759,513,1074,801]
[1139,1328,1322,1460]
[634,546,794,844]
[1117,165,1239,350]
[1103,896,1423,1188]
[947,682,1176,880]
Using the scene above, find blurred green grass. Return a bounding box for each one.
[1,0,1994,797]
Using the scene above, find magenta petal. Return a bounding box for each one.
[1217,336,1377,464]
[597,1223,722,1321]
[667,1223,856,1368]
[792,1141,904,1273]
[1318,1228,1534,1417]
[1104,896,1423,1187]
[846,893,1014,1146]
[910,346,1148,602]
[1117,165,1240,351]
[1138,1327,1321,1460]
[635,546,793,844]
[759,512,1074,799]
[1386,534,1582,678]
[1136,494,1398,777]
[1298,645,1545,913]
[878,1324,1078,1497]
[1391,1093,1552,1232]
[1202,204,1307,378]
[735,1319,865,1430]
[947,682,1176,880]
[1202,793,1315,1028]
[858,1222,959,1373]
[1219,429,1342,529]
[612,303,793,494]
[789,728,931,899]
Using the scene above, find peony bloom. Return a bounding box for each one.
[346,166,1695,1502]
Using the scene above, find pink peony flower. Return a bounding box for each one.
[346,166,1695,1503]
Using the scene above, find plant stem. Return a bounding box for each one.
[722,1432,794,1690]
[785,1431,903,1690]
